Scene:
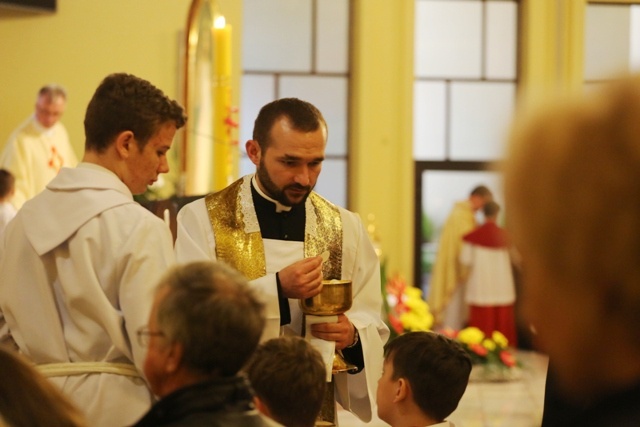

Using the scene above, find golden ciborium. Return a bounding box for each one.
[300,279,358,373]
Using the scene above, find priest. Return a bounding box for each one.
[175,97,389,422]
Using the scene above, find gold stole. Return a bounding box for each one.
[205,176,343,280]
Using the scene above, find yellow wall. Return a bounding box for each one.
[0,0,241,162]
[351,0,415,279]
[0,0,189,157]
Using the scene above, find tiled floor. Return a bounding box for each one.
[338,350,548,427]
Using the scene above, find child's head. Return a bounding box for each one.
[483,200,501,221]
[0,169,15,202]
[377,332,471,426]
[244,336,326,427]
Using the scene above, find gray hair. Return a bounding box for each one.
[155,261,265,377]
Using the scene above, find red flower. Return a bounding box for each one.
[500,350,516,367]
[469,343,488,357]
[388,313,404,335]
[440,328,458,339]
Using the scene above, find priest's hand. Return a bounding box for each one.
[278,255,323,299]
[310,314,356,350]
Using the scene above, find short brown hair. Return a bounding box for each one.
[384,332,471,422]
[84,73,186,153]
[244,336,326,427]
[252,98,326,150]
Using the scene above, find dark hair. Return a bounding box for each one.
[252,97,327,150]
[470,185,492,199]
[156,261,265,377]
[384,332,472,422]
[0,347,87,427]
[84,73,186,153]
[0,169,14,199]
[244,336,326,427]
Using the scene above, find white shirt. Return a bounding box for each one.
[0,200,17,243]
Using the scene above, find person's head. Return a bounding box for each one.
[0,169,15,201]
[142,261,265,398]
[244,336,326,427]
[83,73,187,194]
[246,98,327,207]
[469,185,493,211]
[35,84,67,129]
[0,347,87,427]
[377,332,471,426]
[482,200,500,221]
[504,75,640,400]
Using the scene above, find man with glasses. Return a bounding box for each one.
[0,84,78,208]
[132,261,278,427]
[0,73,186,427]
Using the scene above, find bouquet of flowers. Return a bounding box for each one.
[442,327,520,381]
[384,274,434,337]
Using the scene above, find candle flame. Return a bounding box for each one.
[214,15,226,29]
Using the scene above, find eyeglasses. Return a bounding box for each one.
[136,326,165,347]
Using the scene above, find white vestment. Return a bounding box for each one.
[460,244,515,306]
[175,175,390,422]
[0,201,17,244]
[0,115,78,208]
[0,163,175,427]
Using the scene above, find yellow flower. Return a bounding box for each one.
[457,327,485,345]
[404,286,423,298]
[399,310,433,332]
[492,331,509,348]
[404,294,429,311]
[482,338,496,351]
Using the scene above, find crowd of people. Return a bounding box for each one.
[2,71,640,427]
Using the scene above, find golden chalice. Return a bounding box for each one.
[301,279,357,426]
[300,279,357,373]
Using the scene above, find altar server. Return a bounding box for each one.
[0,73,186,427]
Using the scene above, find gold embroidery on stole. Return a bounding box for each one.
[206,176,343,280]
[306,193,343,280]
[205,179,266,280]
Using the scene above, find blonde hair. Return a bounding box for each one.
[504,75,640,329]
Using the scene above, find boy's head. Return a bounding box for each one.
[244,336,326,427]
[0,169,15,201]
[377,332,471,426]
[483,200,501,220]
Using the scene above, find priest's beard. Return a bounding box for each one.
[257,159,313,207]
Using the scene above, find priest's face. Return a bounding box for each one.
[35,94,66,129]
[249,116,326,207]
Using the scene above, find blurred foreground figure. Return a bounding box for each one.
[504,75,640,426]
[0,347,87,427]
